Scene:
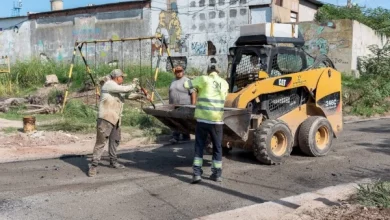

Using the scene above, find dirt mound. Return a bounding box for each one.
[0,130,84,148]
[301,204,390,220]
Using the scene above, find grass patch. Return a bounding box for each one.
[1,127,18,134]
[0,58,174,139]
[342,73,390,116]
[39,119,96,133]
[357,180,390,208]
[0,58,173,97]
[0,99,170,138]
[0,111,59,122]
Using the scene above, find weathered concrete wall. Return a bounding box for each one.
[299,19,388,73]
[0,21,31,62]
[299,0,318,22]
[299,19,354,72]
[30,8,152,64]
[352,21,387,74]
[151,0,263,73]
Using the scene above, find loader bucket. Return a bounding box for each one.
[143,105,251,142]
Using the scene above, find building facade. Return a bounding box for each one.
[0,0,385,75]
[150,0,323,71]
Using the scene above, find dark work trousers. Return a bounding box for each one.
[172,131,191,141]
[193,122,223,177]
[91,119,121,167]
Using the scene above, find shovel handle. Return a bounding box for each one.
[141,87,156,109]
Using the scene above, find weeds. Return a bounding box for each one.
[0,58,173,138]
[27,100,168,135]
[342,45,390,116]
[0,58,173,97]
[39,120,95,133]
[356,180,390,208]
[63,100,97,124]
[48,89,64,105]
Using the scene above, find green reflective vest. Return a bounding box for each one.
[184,72,229,123]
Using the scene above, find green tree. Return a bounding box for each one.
[315,4,390,36]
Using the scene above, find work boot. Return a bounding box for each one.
[210,174,222,182]
[88,166,97,177]
[192,175,202,184]
[110,162,126,169]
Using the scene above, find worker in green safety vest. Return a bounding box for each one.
[184,64,229,183]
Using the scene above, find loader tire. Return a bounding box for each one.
[253,120,293,165]
[298,116,333,157]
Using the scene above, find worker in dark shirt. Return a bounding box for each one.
[169,66,196,144]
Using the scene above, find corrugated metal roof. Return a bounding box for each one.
[0,16,27,20]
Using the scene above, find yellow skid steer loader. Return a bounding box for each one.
[144,23,343,165]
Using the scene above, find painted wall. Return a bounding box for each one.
[30,8,152,63]
[151,0,253,73]
[150,0,317,72]
[352,20,387,75]
[298,0,318,22]
[299,19,353,72]
[299,19,388,74]
[0,21,31,61]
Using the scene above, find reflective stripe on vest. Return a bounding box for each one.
[197,98,225,104]
[184,72,229,122]
[193,157,203,167]
[212,160,222,169]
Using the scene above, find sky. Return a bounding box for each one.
[0,0,389,18]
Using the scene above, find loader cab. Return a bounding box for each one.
[228,35,308,93]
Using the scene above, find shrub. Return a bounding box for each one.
[342,45,390,116]
[357,180,390,208]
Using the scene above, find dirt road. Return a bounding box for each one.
[0,119,389,220]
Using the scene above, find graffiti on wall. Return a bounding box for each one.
[73,17,100,41]
[155,0,182,53]
[300,21,351,66]
[191,41,207,55]
[34,32,125,62]
[33,40,73,61]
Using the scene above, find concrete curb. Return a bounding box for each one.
[195,178,372,220]
[343,116,390,124]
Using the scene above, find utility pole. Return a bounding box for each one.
[347,0,352,8]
